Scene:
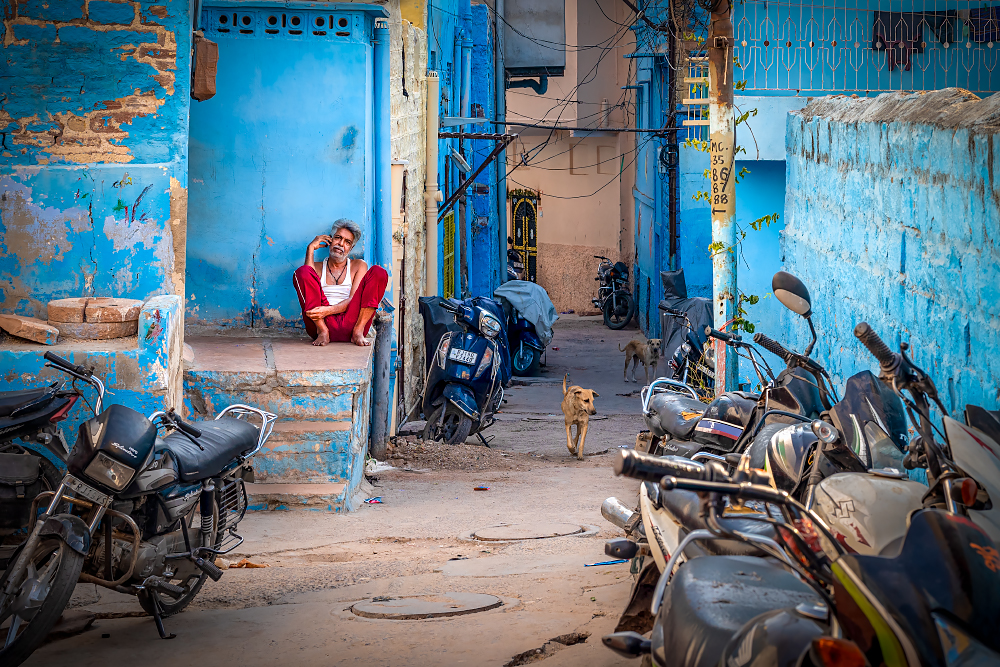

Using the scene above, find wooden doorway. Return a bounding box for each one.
[510,194,537,282]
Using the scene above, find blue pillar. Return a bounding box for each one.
[373,21,392,302]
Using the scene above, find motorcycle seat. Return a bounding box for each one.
[654,555,819,667]
[656,394,708,439]
[0,387,54,418]
[658,488,777,557]
[158,417,259,482]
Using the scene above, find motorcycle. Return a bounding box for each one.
[592,255,635,330]
[661,306,714,396]
[421,297,511,445]
[507,312,545,377]
[0,352,276,665]
[605,322,1000,667]
[506,238,525,281]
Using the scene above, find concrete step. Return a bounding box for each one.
[252,420,362,483]
[246,482,349,512]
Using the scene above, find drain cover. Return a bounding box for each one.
[351,592,502,619]
[472,522,586,541]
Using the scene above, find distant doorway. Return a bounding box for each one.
[510,195,537,282]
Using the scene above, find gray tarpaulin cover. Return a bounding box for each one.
[494,280,559,347]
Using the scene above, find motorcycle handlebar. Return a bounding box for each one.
[44,351,93,378]
[854,322,896,369]
[659,476,788,504]
[704,326,740,344]
[752,333,794,364]
[614,450,706,483]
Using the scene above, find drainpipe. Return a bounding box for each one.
[461,27,473,296]
[425,72,442,295]
[371,19,393,456]
[494,0,507,288]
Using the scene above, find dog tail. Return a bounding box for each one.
[618,343,626,352]
[563,374,568,396]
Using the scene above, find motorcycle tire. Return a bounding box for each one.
[422,405,473,445]
[603,290,635,330]
[512,346,540,377]
[0,538,85,667]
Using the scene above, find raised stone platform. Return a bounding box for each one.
[184,335,374,512]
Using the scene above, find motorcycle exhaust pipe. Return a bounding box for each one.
[602,497,636,530]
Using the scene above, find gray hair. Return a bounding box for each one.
[332,218,362,247]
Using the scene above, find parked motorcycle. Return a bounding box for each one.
[507,312,545,376]
[506,238,525,282]
[605,323,1000,667]
[661,306,714,396]
[421,297,511,445]
[592,255,635,330]
[0,352,276,665]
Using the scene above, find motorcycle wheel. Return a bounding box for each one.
[0,538,85,667]
[511,346,540,377]
[603,290,635,330]
[422,405,473,445]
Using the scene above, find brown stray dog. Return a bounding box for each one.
[620,338,662,385]
[561,374,599,460]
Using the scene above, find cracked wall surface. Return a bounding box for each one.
[784,88,1000,414]
[0,0,190,317]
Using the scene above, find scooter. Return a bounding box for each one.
[421,297,511,445]
[507,311,545,377]
[605,323,1000,667]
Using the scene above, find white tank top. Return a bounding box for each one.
[321,258,352,303]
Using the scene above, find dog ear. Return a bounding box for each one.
[591,391,600,398]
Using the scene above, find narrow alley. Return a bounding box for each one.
[25,318,646,667]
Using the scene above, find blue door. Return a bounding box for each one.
[187,6,380,329]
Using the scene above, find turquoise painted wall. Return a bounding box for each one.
[783,90,1000,414]
[0,0,191,318]
[186,4,385,330]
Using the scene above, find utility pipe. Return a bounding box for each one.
[708,0,738,394]
[371,19,393,453]
[424,72,442,296]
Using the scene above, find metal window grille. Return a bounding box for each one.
[442,212,456,298]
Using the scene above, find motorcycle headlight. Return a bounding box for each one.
[479,313,501,339]
[84,451,136,491]
[435,332,453,368]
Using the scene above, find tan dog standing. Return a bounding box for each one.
[620,338,661,384]
[561,374,599,460]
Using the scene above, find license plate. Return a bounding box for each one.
[449,348,478,365]
[64,474,112,507]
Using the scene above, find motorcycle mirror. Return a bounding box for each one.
[772,271,812,318]
[507,236,513,244]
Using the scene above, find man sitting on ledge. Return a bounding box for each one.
[292,219,388,347]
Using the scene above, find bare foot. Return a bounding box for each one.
[351,329,371,346]
[313,323,330,346]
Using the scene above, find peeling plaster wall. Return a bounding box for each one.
[784,88,1000,415]
[387,2,429,415]
[0,0,191,316]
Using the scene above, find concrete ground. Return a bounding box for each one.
[28,316,654,667]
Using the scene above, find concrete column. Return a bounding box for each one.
[425,72,442,295]
[708,2,738,393]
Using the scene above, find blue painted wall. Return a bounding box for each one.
[187,4,386,329]
[0,0,191,317]
[783,90,1000,415]
[468,4,501,298]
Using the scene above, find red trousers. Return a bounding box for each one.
[292,264,388,342]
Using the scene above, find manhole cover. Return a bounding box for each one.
[472,522,586,541]
[350,592,502,619]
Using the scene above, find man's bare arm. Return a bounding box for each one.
[304,235,332,267]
